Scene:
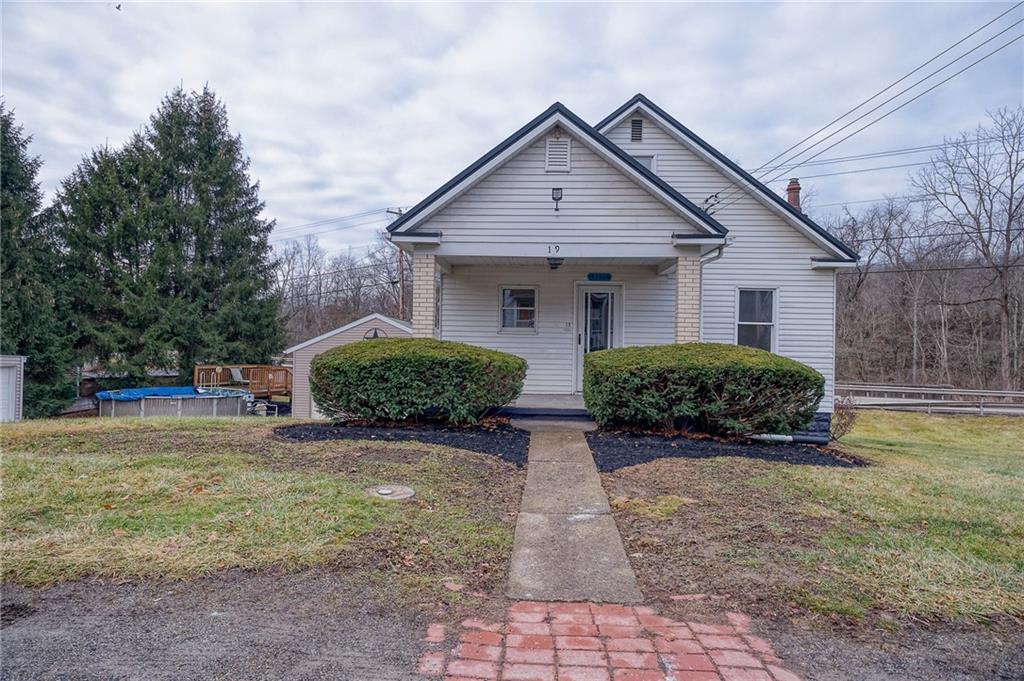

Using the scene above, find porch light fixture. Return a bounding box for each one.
[551,187,563,211]
[547,258,564,270]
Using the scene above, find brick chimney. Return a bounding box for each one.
[786,178,801,211]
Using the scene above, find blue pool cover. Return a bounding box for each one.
[96,387,250,401]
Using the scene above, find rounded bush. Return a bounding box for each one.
[583,343,824,435]
[309,338,527,425]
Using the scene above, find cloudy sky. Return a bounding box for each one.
[3,1,1021,254]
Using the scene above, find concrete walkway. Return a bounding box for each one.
[507,420,642,603]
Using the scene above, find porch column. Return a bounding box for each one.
[411,251,438,338]
[674,254,701,343]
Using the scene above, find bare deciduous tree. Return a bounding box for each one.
[912,108,1024,389]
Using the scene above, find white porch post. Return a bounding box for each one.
[411,251,439,338]
[674,254,701,343]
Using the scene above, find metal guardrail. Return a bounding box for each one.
[837,383,1024,399]
[836,383,1024,416]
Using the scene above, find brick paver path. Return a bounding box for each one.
[418,601,802,681]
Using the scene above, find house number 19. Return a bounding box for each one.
[547,244,561,254]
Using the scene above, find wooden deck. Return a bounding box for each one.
[193,364,292,399]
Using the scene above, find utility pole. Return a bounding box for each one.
[386,208,406,318]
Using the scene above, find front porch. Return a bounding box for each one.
[407,252,710,396]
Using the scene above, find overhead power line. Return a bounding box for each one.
[269,215,391,244]
[757,136,1001,172]
[810,195,929,208]
[271,207,390,236]
[798,161,931,179]
[711,31,1024,216]
[742,1,1024,180]
[755,34,1024,184]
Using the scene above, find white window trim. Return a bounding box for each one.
[634,154,657,173]
[734,287,778,353]
[498,285,539,334]
[545,137,571,173]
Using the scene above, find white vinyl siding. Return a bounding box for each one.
[427,131,702,245]
[607,114,838,411]
[440,264,675,394]
[0,355,25,422]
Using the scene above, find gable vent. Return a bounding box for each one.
[630,118,643,142]
[545,136,571,172]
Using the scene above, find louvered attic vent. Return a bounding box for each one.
[545,136,571,172]
[631,118,643,142]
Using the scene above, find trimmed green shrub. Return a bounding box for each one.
[309,338,527,425]
[583,343,824,434]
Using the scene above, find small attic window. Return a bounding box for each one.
[545,136,571,173]
[630,118,643,142]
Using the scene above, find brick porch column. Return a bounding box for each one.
[674,254,701,343]
[411,251,438,338]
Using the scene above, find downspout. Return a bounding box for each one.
[751,432,830,446]
[696,242,727,341]
[700,244,726,265]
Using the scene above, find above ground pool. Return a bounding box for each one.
[96,386,252,417]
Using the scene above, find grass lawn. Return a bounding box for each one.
[604,410,1024,623]
[0,417,523,604]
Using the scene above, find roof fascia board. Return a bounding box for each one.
[811,258,859,269]
[283,313,412,355]
[390,231,441,244]
[598,98,858,261]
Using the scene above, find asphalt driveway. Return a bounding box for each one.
[2,569,429,681]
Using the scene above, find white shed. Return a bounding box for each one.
[284,314,412,419]
[0,355,27,422]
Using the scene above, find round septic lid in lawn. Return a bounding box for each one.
[367,484,415,500]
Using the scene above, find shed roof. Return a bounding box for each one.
[283,313,412,355]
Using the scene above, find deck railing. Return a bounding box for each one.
[193,364,292,398]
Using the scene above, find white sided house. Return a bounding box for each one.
[388,95,858,426]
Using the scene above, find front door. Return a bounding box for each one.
[575,285,621,392]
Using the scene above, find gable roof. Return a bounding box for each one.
[283,313,412,355]
[388,102,727,237]
[596,94,859,262]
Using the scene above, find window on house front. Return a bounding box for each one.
[634,155,655,171]
[500,287,537,330]
[737,289,775,352]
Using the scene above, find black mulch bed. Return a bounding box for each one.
[586,430,865,472]
[274,422,529,466]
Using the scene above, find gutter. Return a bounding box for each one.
[751,432,830,446]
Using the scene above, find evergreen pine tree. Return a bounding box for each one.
[56,86,283,382]
[0,103,76,415]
